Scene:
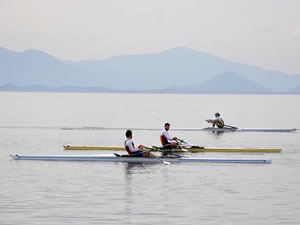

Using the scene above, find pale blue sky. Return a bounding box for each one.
[0,0,300,74]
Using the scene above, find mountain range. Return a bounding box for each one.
[1,46,300,94]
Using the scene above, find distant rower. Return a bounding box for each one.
[160,123,178,148]
[206,113,225,128]
[125,130,152,157]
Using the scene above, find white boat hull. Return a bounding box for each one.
[10,154,271,164]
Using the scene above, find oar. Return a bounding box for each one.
[177,138,185,143]
[176,139,189,152]
[143,146,156,151]
[155,156,171,165]
[140,146,171,165]
[224,125,238,129]
[176,144,187,152]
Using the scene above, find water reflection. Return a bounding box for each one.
[211,130,225,136]
[124,163,157,176]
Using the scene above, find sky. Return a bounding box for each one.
[0,0,300,74]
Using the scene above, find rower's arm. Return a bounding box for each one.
[127,141,141,152]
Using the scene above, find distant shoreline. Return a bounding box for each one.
[1,88,299,95]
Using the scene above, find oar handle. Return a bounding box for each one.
[177,138,187,143]
[143,146,157,152]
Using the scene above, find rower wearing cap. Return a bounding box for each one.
[125,129,152,157]
[206,113,225,128]
[160,123,178,148]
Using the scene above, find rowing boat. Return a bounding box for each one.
[10,154,271,164]
[63,145,281,153]
[172,127,297,132]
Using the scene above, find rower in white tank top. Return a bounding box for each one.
[160,123,178,148]
[124,129,153,157]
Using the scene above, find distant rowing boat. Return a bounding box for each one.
[63,145,281,153]
[10,154,271,164]
[172,127,298,132]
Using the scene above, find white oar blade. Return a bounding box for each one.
[163,161,171,165]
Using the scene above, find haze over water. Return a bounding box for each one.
[1,92,300,225]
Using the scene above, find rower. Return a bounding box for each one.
[125,129,153,157]
[160,123,178,149]
[206,112,225,128]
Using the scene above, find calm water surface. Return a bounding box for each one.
[0,92,300,225]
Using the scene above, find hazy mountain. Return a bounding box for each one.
[0,47,88,86]
[74,47,300,91]
[1,46,300,93]
[75,47,234,90]
[164,72,269,93]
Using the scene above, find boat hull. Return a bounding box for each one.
[10,154,271,164]
[63,145,281,153]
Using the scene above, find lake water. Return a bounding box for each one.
[0,92,300,225]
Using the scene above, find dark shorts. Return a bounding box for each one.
[162,144,172,149]
[129,150,144,157]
